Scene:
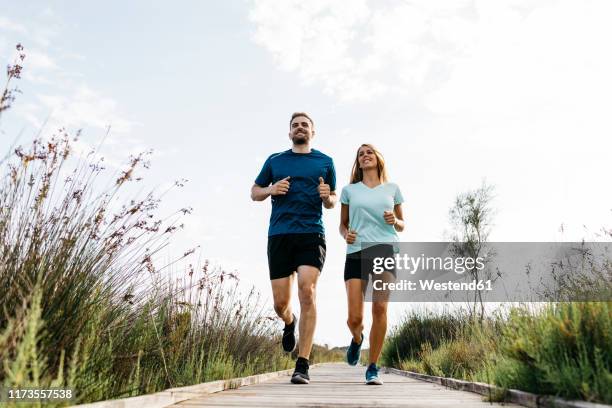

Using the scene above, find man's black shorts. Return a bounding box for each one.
[344,244,396,281]
[267,233,326,280]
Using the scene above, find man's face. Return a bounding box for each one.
[289,116,314,145]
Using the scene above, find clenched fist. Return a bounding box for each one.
[270,176,290,196]
[383,210,395,225]
[318,177,330,200]
[345,229,357,244]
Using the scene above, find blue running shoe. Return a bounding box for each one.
[346,333,363,366]
[365,363,383,385]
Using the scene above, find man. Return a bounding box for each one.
[251,112,336,384]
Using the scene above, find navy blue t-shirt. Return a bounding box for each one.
[255,149,336,237]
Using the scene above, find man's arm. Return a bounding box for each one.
[251,176,291,201]
[251,184,271,201]
[317,177,336,209]
[323,191,337,209]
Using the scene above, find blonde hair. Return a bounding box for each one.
[350,144,388,184]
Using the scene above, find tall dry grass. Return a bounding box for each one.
[0,44,295,406]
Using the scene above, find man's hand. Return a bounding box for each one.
[270,176,291,196]
[345,228,357,244]
[383,210,395,225]
[318,177,330,200]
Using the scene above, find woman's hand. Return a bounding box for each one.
[345,229,358,244]
[383,210,395,225]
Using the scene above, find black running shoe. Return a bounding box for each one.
[291,357,310,384]
[282,314,297,352]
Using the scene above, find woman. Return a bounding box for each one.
[339,143,404,385]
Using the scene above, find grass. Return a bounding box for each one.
[0,46,337,406]
[384,303,612,404]
[492,302,612,402]
[382,205,612,404]
[0,133,300,406]
[380,310,463,368]
[307,344,345,364]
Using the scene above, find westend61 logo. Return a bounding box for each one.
[362,242,612,302]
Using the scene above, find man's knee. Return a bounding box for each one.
[298,285,315,307]
[273,299,290,316]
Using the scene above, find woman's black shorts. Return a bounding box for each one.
[344,244,396,281]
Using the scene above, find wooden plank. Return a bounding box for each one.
[172,363,524,407]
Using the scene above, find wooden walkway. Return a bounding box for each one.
[171,362,523,407]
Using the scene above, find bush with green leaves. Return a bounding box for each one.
[387,303,611,404]
[381,311,462,367]
[495,302,611,403]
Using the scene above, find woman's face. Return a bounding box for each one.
[358,146,378,169]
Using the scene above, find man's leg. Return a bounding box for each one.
[291,233,324,384]
[271,274,294,325]
[271,273,298,353]
[296,265,319,359]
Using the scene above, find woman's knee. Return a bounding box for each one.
[347,314,363,329]
[372,302,387,317]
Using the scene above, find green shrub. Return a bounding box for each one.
[386,303,611,403]
[381,311,462,367]
[399,358,424,373]
[413,319,497,380]
[498,302,611,403]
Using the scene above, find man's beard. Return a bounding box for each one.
[292,134,308,145]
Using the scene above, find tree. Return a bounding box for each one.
[449,181,496,322]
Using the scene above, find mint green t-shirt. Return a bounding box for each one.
[340,182,404,254]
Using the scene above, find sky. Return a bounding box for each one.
[1,0,611,347]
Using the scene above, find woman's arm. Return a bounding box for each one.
[393,203,405,232]
[340,203,350,239]
[340,204,357,243]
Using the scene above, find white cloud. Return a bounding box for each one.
[249,0,482,101]
[1,13,141,160]
[0,16,27,34]
[25,48,59,71]
[250,0,375,100]
[249,0,610,107]
[36,85,139,134]
[426,0,612,116]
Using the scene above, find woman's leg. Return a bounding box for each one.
[345,278,365,342]
[368,297,389,364]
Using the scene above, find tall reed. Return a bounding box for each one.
[0,45,294,405]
